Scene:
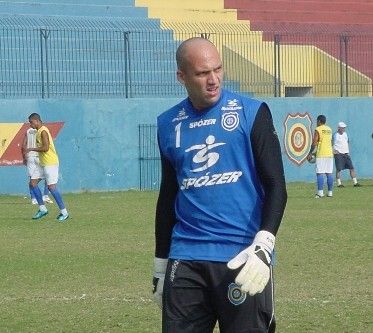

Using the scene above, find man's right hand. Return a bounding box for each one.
[152,257,168,308]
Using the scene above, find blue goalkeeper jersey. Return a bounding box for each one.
[157,90,265,262]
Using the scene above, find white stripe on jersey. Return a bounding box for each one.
[26,128,38,157]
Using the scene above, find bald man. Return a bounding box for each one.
[153,37,287,333]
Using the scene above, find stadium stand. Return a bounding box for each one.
[0,1,185,98]
[225,0,373,24]
[0,0,372,98]
[224,0,373,90]
[134,0,372,97]
[0,0,146,18]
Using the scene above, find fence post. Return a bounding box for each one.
[39,28,50,99]
[39,29,45,98]
[339,35,344,97]
[344,35,349,97]
[339,35,349,97]
[274,34,281,97]
[123,31,131,98]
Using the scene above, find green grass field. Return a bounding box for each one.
[1,181,372,333]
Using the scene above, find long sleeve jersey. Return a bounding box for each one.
[155,89,287,262]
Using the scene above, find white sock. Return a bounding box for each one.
[39,205,47,212]
[318,190,324,196]
[337,178,341,186]
[352,178,357,185]
[61,208,68,216]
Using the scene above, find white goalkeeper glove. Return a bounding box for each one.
[227,230,275,296]
[152,257,168,308]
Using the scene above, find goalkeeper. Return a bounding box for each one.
[153,37,287,333]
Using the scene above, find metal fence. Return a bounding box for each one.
[138,124,160,191]
[1,27,372,98]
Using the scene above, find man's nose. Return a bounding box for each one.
[207,72,218,83]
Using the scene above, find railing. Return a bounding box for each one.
[1,27,372,98]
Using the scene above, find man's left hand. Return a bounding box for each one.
[227,231,275,296]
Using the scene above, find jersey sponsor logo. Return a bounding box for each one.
[221,99,243,111]
[181,135,243,190]
[228,283,247,306]
[172,108,189,122]
[221,112,239,131]
[283,113,312,165]
[180,171,243,190]
[189,118,216,129]
[185,135,225,172]
[321,129,332,135]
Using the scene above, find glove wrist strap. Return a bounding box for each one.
[253,230,275,253]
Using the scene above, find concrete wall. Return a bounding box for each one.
[268,98,373,182]
[0,97,372,194]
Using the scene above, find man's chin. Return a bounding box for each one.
[206,89,221,102]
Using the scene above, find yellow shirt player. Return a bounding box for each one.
[315,124,333,158]
[26,113,69,221]
[307,115,334,198]
[36,125,59,166]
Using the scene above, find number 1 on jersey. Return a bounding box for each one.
[175,122,181,148]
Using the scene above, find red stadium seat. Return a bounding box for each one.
[224,0,373,81]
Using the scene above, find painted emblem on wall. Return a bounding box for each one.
[283,113,312,165]
[0,122,64,166]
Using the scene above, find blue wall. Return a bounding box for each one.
[0,98,372,194]
[267,98,373,183]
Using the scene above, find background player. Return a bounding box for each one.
[153,37,287,333]
[25,113,69,221]
[22,127,53,205]
[333,121,361,187]
[307,115,334,198]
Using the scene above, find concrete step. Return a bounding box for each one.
[0,1,147,18]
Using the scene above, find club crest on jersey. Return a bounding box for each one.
[228,283,246,306]
[221,112,239,131]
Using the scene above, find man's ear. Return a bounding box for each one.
[177,70,184,85]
